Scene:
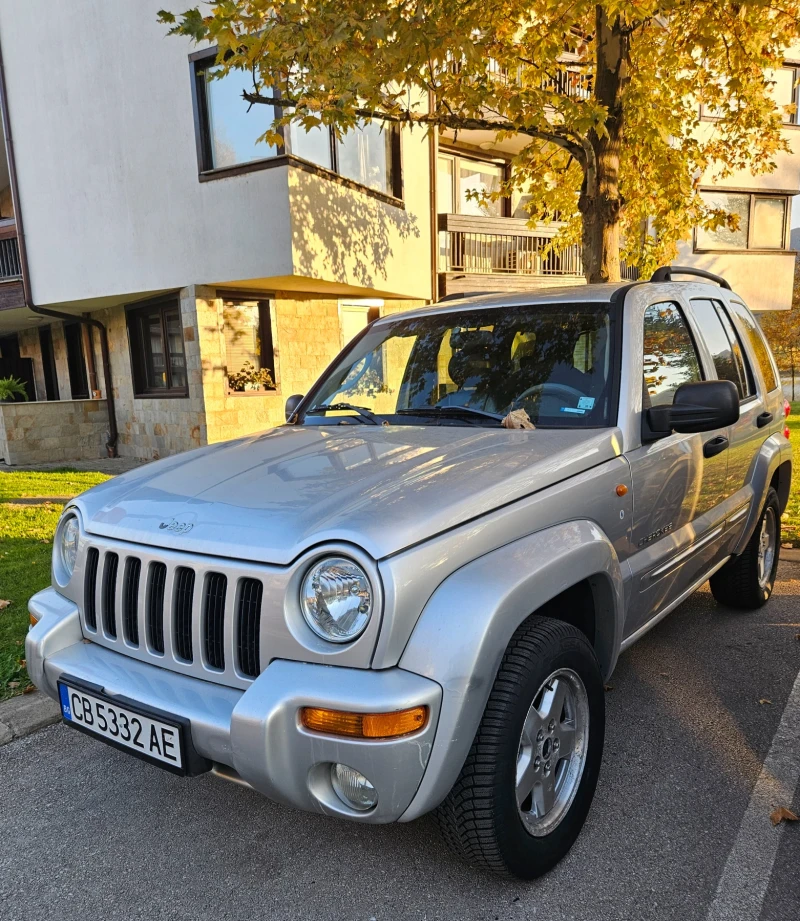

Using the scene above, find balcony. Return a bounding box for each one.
[438,213,583,297]
[0,220,26,312]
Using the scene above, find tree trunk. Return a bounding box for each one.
[579,8,630,283]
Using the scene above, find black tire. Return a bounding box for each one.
[433,616,605,879]
[710,487,781,610]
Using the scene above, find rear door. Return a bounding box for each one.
[625,300,730,637]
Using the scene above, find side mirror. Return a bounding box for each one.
[646,380,739,438]
[284,393,305,422]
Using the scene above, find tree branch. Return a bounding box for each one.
[241,90,587,163]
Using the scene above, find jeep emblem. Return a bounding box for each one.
[158,518,193,534]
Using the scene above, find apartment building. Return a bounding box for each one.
[0,1,797,465]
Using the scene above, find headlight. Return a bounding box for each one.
[54,512,80,584]
[300,557,373,643]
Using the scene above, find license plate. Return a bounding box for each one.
[58,680,185,772]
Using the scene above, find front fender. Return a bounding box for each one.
[398,519,624,821]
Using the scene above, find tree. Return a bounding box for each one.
[760,257,800,398]
[159,2,800,282]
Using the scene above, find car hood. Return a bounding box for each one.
[74,425,623,565]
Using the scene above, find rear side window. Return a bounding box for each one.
[643,302,702,407]
[690,298,754,400]
[728,301,780,393]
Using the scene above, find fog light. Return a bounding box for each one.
[330,763,378,811]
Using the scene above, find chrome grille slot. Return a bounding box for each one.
[84,547,99,630]
[173,566,195,662]
[204,572,227,670]
[147,562,167,654]
[101,552,119,638]
[237,578,263,679]
[122,557,141,646]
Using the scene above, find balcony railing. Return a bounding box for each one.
[438,213,583,278]
[0,221,21,281]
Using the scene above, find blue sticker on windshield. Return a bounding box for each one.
[577,397,595,410]
[561,407,586,414]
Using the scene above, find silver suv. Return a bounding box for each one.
[28,267,791,879]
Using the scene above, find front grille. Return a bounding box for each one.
[147,562,167,654]
[173,567,195,662]
[237,578,263,678]
[102,552,119,638]
[84,547,99,630]
[122,557,141,646]
[204,573,227,670]
[79,540,271,690]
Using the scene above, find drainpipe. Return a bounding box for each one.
[0,34,118,456]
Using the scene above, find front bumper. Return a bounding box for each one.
[27,588,442,823]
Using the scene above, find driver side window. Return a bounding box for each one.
[643,303,702,407]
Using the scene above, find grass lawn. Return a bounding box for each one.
[0,468,111,700]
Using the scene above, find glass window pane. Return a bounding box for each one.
[696,192,750,250]
[729,301,780,392]
[204,67,277,168]
[751,197,786,249]
[336,122,390,193]
[690,298,748,398]
[289,122,332,169]
[770,67,797,123]
[458,160,504,216]
[643,303,702,407]
[142,313,166,390]
[437,156,455,213]
[223,300,262,391]
[713,302,753,397]
[164,309,187,391]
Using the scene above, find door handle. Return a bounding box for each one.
[703,435,729,458]
[756,411,773,428]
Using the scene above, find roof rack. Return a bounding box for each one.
[649,265,731,290]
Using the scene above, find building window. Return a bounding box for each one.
[222,296,276,393]
[193,59,400,198]
[437,152,507,217]
[127,296,188,397]
[64,322,89,400]
[773,65,799,125]
[695,191,788,251]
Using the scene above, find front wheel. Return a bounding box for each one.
[433,616,605,879]
[710,487,781,610]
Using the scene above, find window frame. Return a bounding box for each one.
[218,291,279,397]
[189,49,403,205]
[125,294,189,399]
[437,148,511,218]
[694,189,791,253]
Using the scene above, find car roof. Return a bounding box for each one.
[376,280,734,326]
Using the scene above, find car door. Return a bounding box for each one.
[625,300,731,638]
[725,299,786,530]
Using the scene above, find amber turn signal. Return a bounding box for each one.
[300,705,428,739]
[29,612,40,627]
[615,484,628,497]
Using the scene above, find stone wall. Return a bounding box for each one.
[91,288,208,461]
[0,399,109,465]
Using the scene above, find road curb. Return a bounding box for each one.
[0,690,60,747]
[782,548,800,563]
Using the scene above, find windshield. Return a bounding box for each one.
[302,302,617,428]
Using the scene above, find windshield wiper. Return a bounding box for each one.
[396,406,503,425]
[305,403,385,425]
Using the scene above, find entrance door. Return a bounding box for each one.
[625,301,731,637]
[64,322,89,399]
[38,326,59,400]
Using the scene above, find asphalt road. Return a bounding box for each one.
[2,564,799,921]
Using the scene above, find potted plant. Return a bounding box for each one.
[227,361,276,393]
[0,376,29,403]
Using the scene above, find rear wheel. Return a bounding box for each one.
[710,487,781,610]
[433,616,605,879]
